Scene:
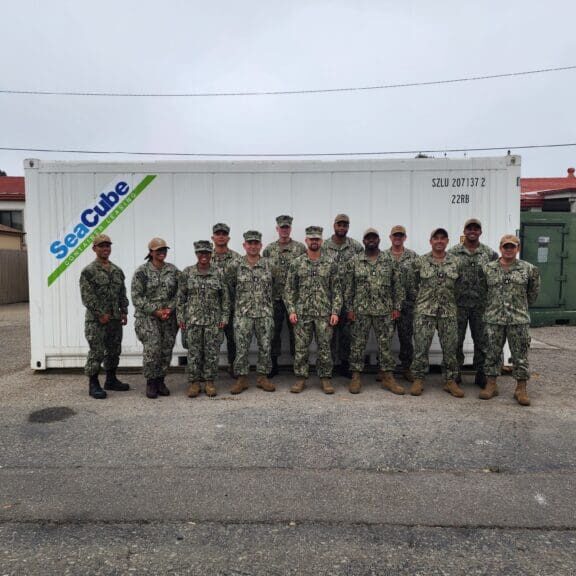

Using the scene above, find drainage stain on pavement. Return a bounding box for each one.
[28,407,76,423]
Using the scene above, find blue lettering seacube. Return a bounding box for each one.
[49,181,129,260]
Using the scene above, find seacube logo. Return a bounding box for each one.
[50,181,130,259]
[47,174,157,287]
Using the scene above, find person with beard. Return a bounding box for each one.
[285,226,342,394]
[345,228,405,394]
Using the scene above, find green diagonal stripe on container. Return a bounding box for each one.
[47,174,157,287]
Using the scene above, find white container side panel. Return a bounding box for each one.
[25,157,520,369]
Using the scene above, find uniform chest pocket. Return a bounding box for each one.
[509,271,528,285]
[419,266,435,280]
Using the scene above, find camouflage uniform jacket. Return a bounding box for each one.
[482,259,540,325]
[322,236,364,265]
[177,265,230,326]
[228,256,273,318]
[212,249,242,303]
[285,254,342,317]
[263,239,306,301]
[345,251,405,315]
[448,242,498,309]
[131,262,180,318]
[413,252,462,318]
[385,247,419,303]
[80,260,129,321]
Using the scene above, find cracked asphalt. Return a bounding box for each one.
[0,303,575,575]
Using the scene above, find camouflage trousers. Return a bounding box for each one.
[331,311,351,366]
[223,312,236,367]
[350,314,395,373]
[84,319,123,377]
[484,323,531,380]
[271,299,296,359]
[233,316,273,376]
[135,315,179,379]
[294,316,334,378]
[394,302,415,369]
[456,306,488,376]
[411,314,458,381]
[186,324,224,381]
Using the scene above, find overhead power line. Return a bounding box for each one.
[1,143,575,158]
[0,65,574,98]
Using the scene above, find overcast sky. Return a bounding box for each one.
[1,0,575,177]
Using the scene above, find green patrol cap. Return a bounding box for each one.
[276,214,293,227]
[430,227,449,239]
[305,226,323,239]
[243,230,262,242]
[194,240,213,253]
[212,222,230,234]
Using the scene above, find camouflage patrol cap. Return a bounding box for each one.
[390,225,406,235]
[212,223,230,234]
[305,226,323,239]
[194,240,213,253]
[500,234,520,247]
[363,227,380,238]
[464,218,482,230]
[93,234,112,246]
[430,227,449,239]
[276,215,293,227]
[243,230,262,242]
[148,237,169,251]
[334,214,350,224]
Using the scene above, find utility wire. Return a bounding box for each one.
[0,65,574,98]
[1,143,575,157]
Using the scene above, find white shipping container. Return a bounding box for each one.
[25,156,520,370]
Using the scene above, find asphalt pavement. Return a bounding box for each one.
[0,303,575,575]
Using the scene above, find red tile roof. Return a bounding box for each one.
[0,176,25,201]
[521,167,576,209]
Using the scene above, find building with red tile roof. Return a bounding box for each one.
[521,167,576,211]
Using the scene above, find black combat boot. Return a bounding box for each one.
[104,369,130,391]
[268,357,279,378]
[89,374,107,399]
[156,376,170,396]
[146,378,158,399]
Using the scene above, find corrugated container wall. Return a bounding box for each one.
[25,156,520,370]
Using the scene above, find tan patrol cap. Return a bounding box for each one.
[464,218,482,229]
[500,234,520,247]
[430,227,449,239]
[363,227,379,238]
[334,213,350,224]
[390,225,406,235]
[148,237,169,251]
[93,234,112,246]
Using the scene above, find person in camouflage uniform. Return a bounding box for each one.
[410,228,465,398]
[385,225,419,382]
[227,230,275,394]
[285,226,342,394]
[177,240,230,398]
[263,215,306,377]
[80,234,129,400]
[132,237,180,399]
[448,218,498,388]
[345,228,405,395]
[211,223,241,376]
[480,234,541,406]
[322,214,363,377]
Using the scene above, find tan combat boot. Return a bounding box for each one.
[187,381,201,398]
[349,372,362,394]
[444,379,465,398]
[321,378,335,395]
[230,375,249,395]
[204,381,218,397]
[402,368,415,383]
[409,378,424,396]
[479,377,498,400]
[514,380,531,406]
[256,373,275,392]
[290,379,306,393]
[380,371,405,395]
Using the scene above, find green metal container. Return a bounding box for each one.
[520,212,576,326]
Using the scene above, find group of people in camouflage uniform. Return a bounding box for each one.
[80,215,540,406]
